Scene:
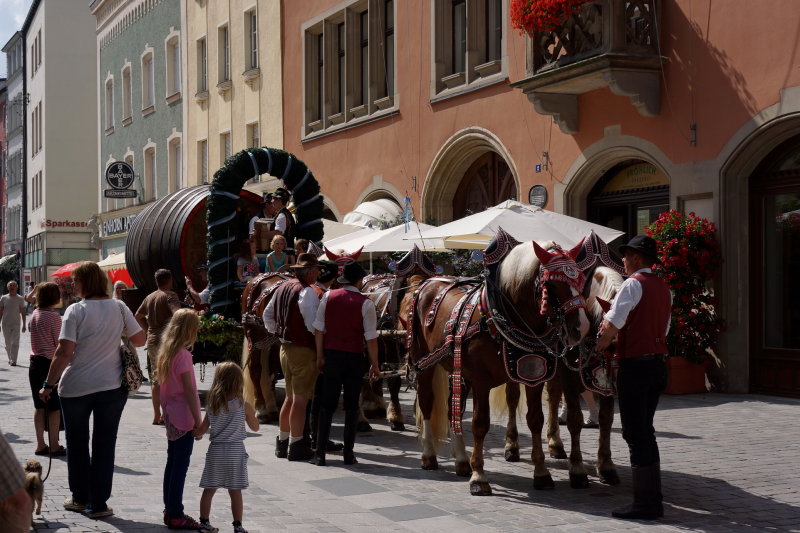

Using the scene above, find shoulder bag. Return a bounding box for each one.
[117,300,143,392]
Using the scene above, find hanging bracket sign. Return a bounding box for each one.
[104,161,137,198]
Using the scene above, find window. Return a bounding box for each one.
[166,33,181,97]
[31,171,43,210]
[218,24,230,83]
[105,77,115,131]
[247,122,260,148]
[31,102,43,155]
[220,132,231,165]
[144,145,156,202]
[245,9,258,70]
[141,50,155,110]
[36,29,41,68]
[433,0,505,95]
[302,0,397,136]
[37,102,42,152]
[196,37,208,92]
[122,65,132,121]
[198,140,208,183]
[168,137,182,192]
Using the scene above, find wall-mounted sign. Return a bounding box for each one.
[104,161,137,198]
[601,163,670,194]
[528,184,548,207]
[101,214,139,237]
[41,219,88,228]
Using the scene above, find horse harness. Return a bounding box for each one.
[241,273,293,351]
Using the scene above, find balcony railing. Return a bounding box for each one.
[512,0,662,134]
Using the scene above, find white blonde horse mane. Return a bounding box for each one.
[586,265,623,326]
[497,240,555,296]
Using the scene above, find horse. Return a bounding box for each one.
[497,264,624,488]
[403,239,590,495]
[241,272,293,423]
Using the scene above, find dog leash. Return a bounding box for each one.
[41,405,54,482]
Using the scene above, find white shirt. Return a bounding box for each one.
[605,268,672,335]
[274,211,288,233]
[313,285,379,341]
[263,283,320,342]
[58,299,143,398]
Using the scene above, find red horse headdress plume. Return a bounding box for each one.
[532,241,586,315]
[324,246,364,275]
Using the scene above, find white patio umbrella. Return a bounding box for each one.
[412,200,625,249]
[97,251,126,270]
[324,221,449,254]
[322,219,370,240]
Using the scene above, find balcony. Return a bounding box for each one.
[511,0,661,134]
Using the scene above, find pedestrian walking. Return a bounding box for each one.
[311,262,380,466]
[196,362,259,533]
[27,282,65,457]
[0,281,27,366]
[39,261,145,519]
[263,253,323,461]
[596,235,672,520]
[157,309,209,530]
[135,269,181,425]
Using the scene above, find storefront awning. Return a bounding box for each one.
[342,199,403,228]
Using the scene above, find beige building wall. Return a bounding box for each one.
[185,0,284,191]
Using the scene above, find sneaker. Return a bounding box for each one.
[199,519,219,532]
[233,525,248,533]
[583,418,599,429]
[84,506,114,519]
[63,498,86,512]
[167,514,203,530]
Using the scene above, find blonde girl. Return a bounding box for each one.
[157,309,207,530]
[196,362,259,533]
[266,234,294,272]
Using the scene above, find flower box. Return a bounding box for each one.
[664,356,707,395]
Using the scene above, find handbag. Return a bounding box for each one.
[117,301,143,392]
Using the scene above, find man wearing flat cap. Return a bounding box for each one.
[263,253,323,461]
[596,235,672,520]
[311,262,380,466]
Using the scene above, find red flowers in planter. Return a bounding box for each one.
[510,0,589,34]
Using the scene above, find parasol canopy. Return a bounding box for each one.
[51,262,84,278]
[324,222,450,253]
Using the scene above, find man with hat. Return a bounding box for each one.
[185,263,210,311]
[311,262,380,466]
[263,253,323,461]
[270,187,296,253]
[596,235,672,520]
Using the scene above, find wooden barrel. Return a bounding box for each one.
[126,185,262,293]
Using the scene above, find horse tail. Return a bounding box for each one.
[489,383,525,422]
[415,364,450,448]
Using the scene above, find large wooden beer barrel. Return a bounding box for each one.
[126,185,261,293]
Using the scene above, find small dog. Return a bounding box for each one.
[24,460,44,519]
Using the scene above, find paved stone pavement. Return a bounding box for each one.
[2,329,799,533]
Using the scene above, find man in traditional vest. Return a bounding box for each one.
[311,262,380,466]
[270,187,296,254]
[263,253,323,461]
[596,235,672,520]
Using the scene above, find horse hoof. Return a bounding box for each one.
[504,448,520,462]
[569,473,589,489]
[599,469,621,486]
[455,461,472,477]
[421,456,438,470]
[469,481,492,496]
[356,421,373,432]
[533,475,555,490]
[363,408,387,419]
[549,446,567,460]
[390,421,405,432]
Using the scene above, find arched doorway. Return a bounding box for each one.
[587,161,670,241]
[749,137,800,397]
[452,152,517,219]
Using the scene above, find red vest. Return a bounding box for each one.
[616,272,672,359]
[323,288,368,353]
[274,280,322,349]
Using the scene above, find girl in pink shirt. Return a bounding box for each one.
[156,309,208,531]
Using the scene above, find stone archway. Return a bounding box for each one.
[422,127,519,224]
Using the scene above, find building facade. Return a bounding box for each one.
[91,0,184,258]
[21,0,99,282]
[0,78,7,256]
[2,32,25,261]
[184,0,284,195]
[281,1,800,397]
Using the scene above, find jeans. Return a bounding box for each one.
[617,358,667,468]
[163,431,195,520]
[60,386,128,510]
[320,350,366,412]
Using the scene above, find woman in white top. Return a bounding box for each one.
[39,262,145,519]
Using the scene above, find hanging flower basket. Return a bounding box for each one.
[510,0,590,34]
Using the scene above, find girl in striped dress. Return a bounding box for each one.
[196,362,259,533]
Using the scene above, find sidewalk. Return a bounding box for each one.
[2,329,799,532]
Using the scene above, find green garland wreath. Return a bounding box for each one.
[207,147,324,318]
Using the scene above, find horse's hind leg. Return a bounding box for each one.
[545,379,567,459]
[468,384,492,496]
[563,372,589,489]
[596,394,620,485]
[387,374,405,431]
[525,384,554,490]
[504,384,521,462]
[417,367,439,470]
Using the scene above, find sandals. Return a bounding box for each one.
[52,445,67,456]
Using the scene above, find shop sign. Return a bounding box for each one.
[41,219,88,228]
[104,161,137,198]
[102,214,138,237]
[601,163,670,194]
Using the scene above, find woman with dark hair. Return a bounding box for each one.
[236,238,260,283]
[28,282,66,456]
[39,262,146,519]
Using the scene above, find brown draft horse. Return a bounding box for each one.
[403,240,590,495]
[499,264,624,488]
[241,272,293,423]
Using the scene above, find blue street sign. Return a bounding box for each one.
[535,164,542,173]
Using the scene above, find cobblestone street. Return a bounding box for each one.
[2,330,799,532]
